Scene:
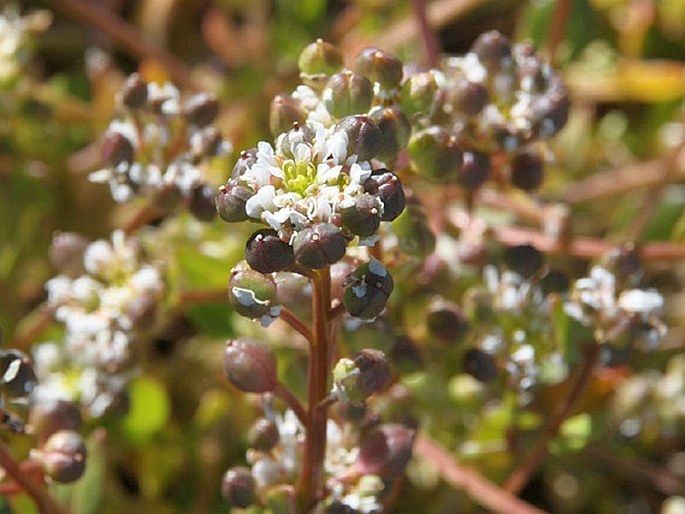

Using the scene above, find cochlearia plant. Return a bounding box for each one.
[1,1,685,514]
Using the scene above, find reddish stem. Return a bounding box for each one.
[280,307,315,345]
[410,0,441,68]
[274,383,307,425]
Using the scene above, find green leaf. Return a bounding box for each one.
[121,375,171,444]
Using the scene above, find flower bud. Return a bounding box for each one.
[119,73,148,109]
[298,39,344,80]
[189,183,218,222]
[333,349,391,404]
[216,180,252,222]
[343,259,394,319]
[221,466,256,508]
[463,287,496,324]
[353,47,403,89]
[101,131,134,166]
[41,430,87,483]
[334,115,383,161]
[408,126,463,182]
[540,269,570,295]
[453,80,489,116]
[229,261,279,320]
[391,197,435,257]
[503,244,544,278]
[245,229,295,273]
[357,423,415,477]
[363,169,405,221]
[510,148,544,191]
[400,70,439,116]
[340,193,383,237]
[264,484,297,514]
[247,418,280,451]
[426,299,469,343]
[457,151,490,190]
[232,148,258,179]
[368,106,411,163]
[29,399,82,442]
[183,93,219,127]
[531,89,569,139]
[389,335,423,373]
[462,348,498,382]
[191,127,224,161]
[49,232,88,277]
[270,94,306,137]
[223,337,278,393]
[471,31,512,71]
[293,223,347,269]
[0,350,36,398]
[324,71,374,119]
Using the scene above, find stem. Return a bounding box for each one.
[410,0,441,68]
[0,443,67,514]
[297,268,332,512]
[503,342,601,495]
[179,288,227,304]
[8,304,55,352]
[274,383,307,425]
[280,308,315,345]
[123,203,161,235]
[547,0,572,65]
[414,435,546,514]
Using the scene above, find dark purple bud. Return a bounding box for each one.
[363,169,405,221]
[454,81,489,116]
[41,430,87,483]
[357,423,415,477]
[29,400,82,442]
[463,348,498,382]
[119,73,148,109]
[343,259,394,319]
[245,229,295,273]
[183,93,220,127]
[334,115,383,161]
[340,193,382,237]
[0,350,36,398]
[223,337,278,393]
[232,148,258,179]
[247,418,280,451]
[216,180,252,223]
[368,106,411,162]
[540,269,570,295]
[293,223,347,269]
[324,71,374,119]
[426,299,469,343]
[510,148,544,191]
[333,349,391,403]
[353,47,403,89]
[531,90,569,139]
[221,466,256,508]
[391,197,435,257]
[504,244,544,278]
[457,151,490,190]
[471,31,512,70]
[270,94,306,137]
[191,127,224,161]
[189,183,218,222]
[101,131,134,166]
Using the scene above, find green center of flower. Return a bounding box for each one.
[282,160,317,196]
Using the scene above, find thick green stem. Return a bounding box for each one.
[297,268,332,512]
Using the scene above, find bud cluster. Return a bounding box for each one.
[91,74,232,214]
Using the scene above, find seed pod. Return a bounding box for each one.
[462,348,498,382]
[232,148,258,179]
[189,183,217,222]
[270,94,306,137]
[334,115,383,161]
[29,399,82,442]
[0,350,36,398]
[357,423,415,477]
[293,223,347,269]
[453,81,489,116]
[340,193,383,237]
[457,151,490,190]
[247,418,280,451]
[510,148,544,191]
[245,229,295,274]
[119,73,148,109]
[426,299,469,343]
[408,126,463,182]
[183,93,220,127]
[368,106,411,163]
[216,180,252,222]
[471,31,512,71]
[101,131,134,166]
[333,349,391,404]
[41,430,87,483]
[504,244,544,278]
[343,259,394,319]
[400,70,439,116]
[353,47,403,89]
[324,71,374,119]
[363,169,405,221]
[223,337,277,393]
[221,466,256,508]
[49,232,88,277]
[391,197,435,257]
[229,261,278,320]
[298,39,344,79]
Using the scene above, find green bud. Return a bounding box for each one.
[298,39,344,88]
[353,47,403,89]
[391,197,435,257]
[408,126,463,182]
[333,349,391,404]
[264,484,298,514]
[368,106,411,163]
[400,70,440,116]
[270,94,306,137]
[223,337,278,393]
[229,261,279,320]
[343,259,394,319]
[324,71,374,119]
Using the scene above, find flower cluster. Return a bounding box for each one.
[34,231,165,416]
[91,74,231,214]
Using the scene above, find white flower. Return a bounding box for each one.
[617,289,664,315]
